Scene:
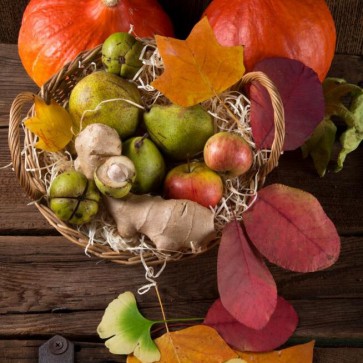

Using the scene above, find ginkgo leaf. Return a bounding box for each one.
[236,340,315,363]
[127,325,238,362]
[97,291,160,363]
[151,17,245,107]
[243,184,341,272]
[24,95,73,152]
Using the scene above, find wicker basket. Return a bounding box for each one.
[8,43,285,266]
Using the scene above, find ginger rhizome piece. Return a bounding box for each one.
[74,123,122,179]
[104,194,216,252]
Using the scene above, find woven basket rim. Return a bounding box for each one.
[8,42,285,266]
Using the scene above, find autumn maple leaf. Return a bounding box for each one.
[151,17,245,107]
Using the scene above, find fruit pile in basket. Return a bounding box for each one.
[21,24,272,257]
[11,0,339,262]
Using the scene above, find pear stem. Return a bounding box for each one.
[135,133,148,150]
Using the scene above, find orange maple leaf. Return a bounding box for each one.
[127,325,238,362]
[151,17,245,107]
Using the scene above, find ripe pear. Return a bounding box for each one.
[123,136,166,194]
[143,104,214,160]
[69,71,141,139]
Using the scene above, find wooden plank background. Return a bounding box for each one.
[0,0,362,361]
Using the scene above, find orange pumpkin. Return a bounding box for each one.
[18,0,174,86]
[203,0,336,81]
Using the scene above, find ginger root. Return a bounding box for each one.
[104,194,216,252]
[74,123,122,179]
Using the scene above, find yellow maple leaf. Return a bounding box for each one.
[236,341,315,363]
[151,17,245,107]
[24,95,73,152]
[127,325,238,362]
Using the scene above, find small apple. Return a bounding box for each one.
[164,161,223,208]
[203,132,253,176]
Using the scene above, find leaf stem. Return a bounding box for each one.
[153,317,204,324]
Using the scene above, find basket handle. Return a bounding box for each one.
[8,92,45,200]
[239,71,285,181]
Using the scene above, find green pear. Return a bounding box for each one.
[49,170,100,225]
[123,136,166,194]
[102,32,144,79]
[69,71,141,139]
[144,104,214,160]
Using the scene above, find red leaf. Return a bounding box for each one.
[244,184,341,272]
[249,57,325,151]
[204,296,298,352]
[217,220,277,330]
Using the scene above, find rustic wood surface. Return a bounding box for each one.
[1,41,363,362]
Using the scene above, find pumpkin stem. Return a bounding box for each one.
[103,0,119,7]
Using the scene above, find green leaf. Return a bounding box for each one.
[335,86,363,172]
[303,78,363,175]
[301,117,337,177]
[97,291,160,363]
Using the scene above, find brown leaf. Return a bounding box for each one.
[151,17,245,107]
[127,325,238,362]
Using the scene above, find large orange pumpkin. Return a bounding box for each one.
[18,0,174,86]
[203,0,336,81]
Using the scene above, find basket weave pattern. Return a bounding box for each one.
[9,44,285,265]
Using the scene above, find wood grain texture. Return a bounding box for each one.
[0,236,361,314]
[0,299,362,343]
[1,340,362,363]
[0,44,37,126]
[326,0,363,55]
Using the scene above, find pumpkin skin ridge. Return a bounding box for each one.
[203,0,336,81]
[18,0,174,86]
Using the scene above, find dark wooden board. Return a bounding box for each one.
[0,236,362,315]
[2,340,362,363]
[0,299,362,343]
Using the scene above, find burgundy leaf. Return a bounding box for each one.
[249,57,325,150]
[204,296,299,352]
[217,220,277,330]
[244,184,341,272]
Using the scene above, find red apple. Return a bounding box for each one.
[203,132,253,176]
[164,161,223,208]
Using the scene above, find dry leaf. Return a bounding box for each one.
[151,17,245,107]
[24,95,73,152]
[127,325,238,362]
[236,341,315,363]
